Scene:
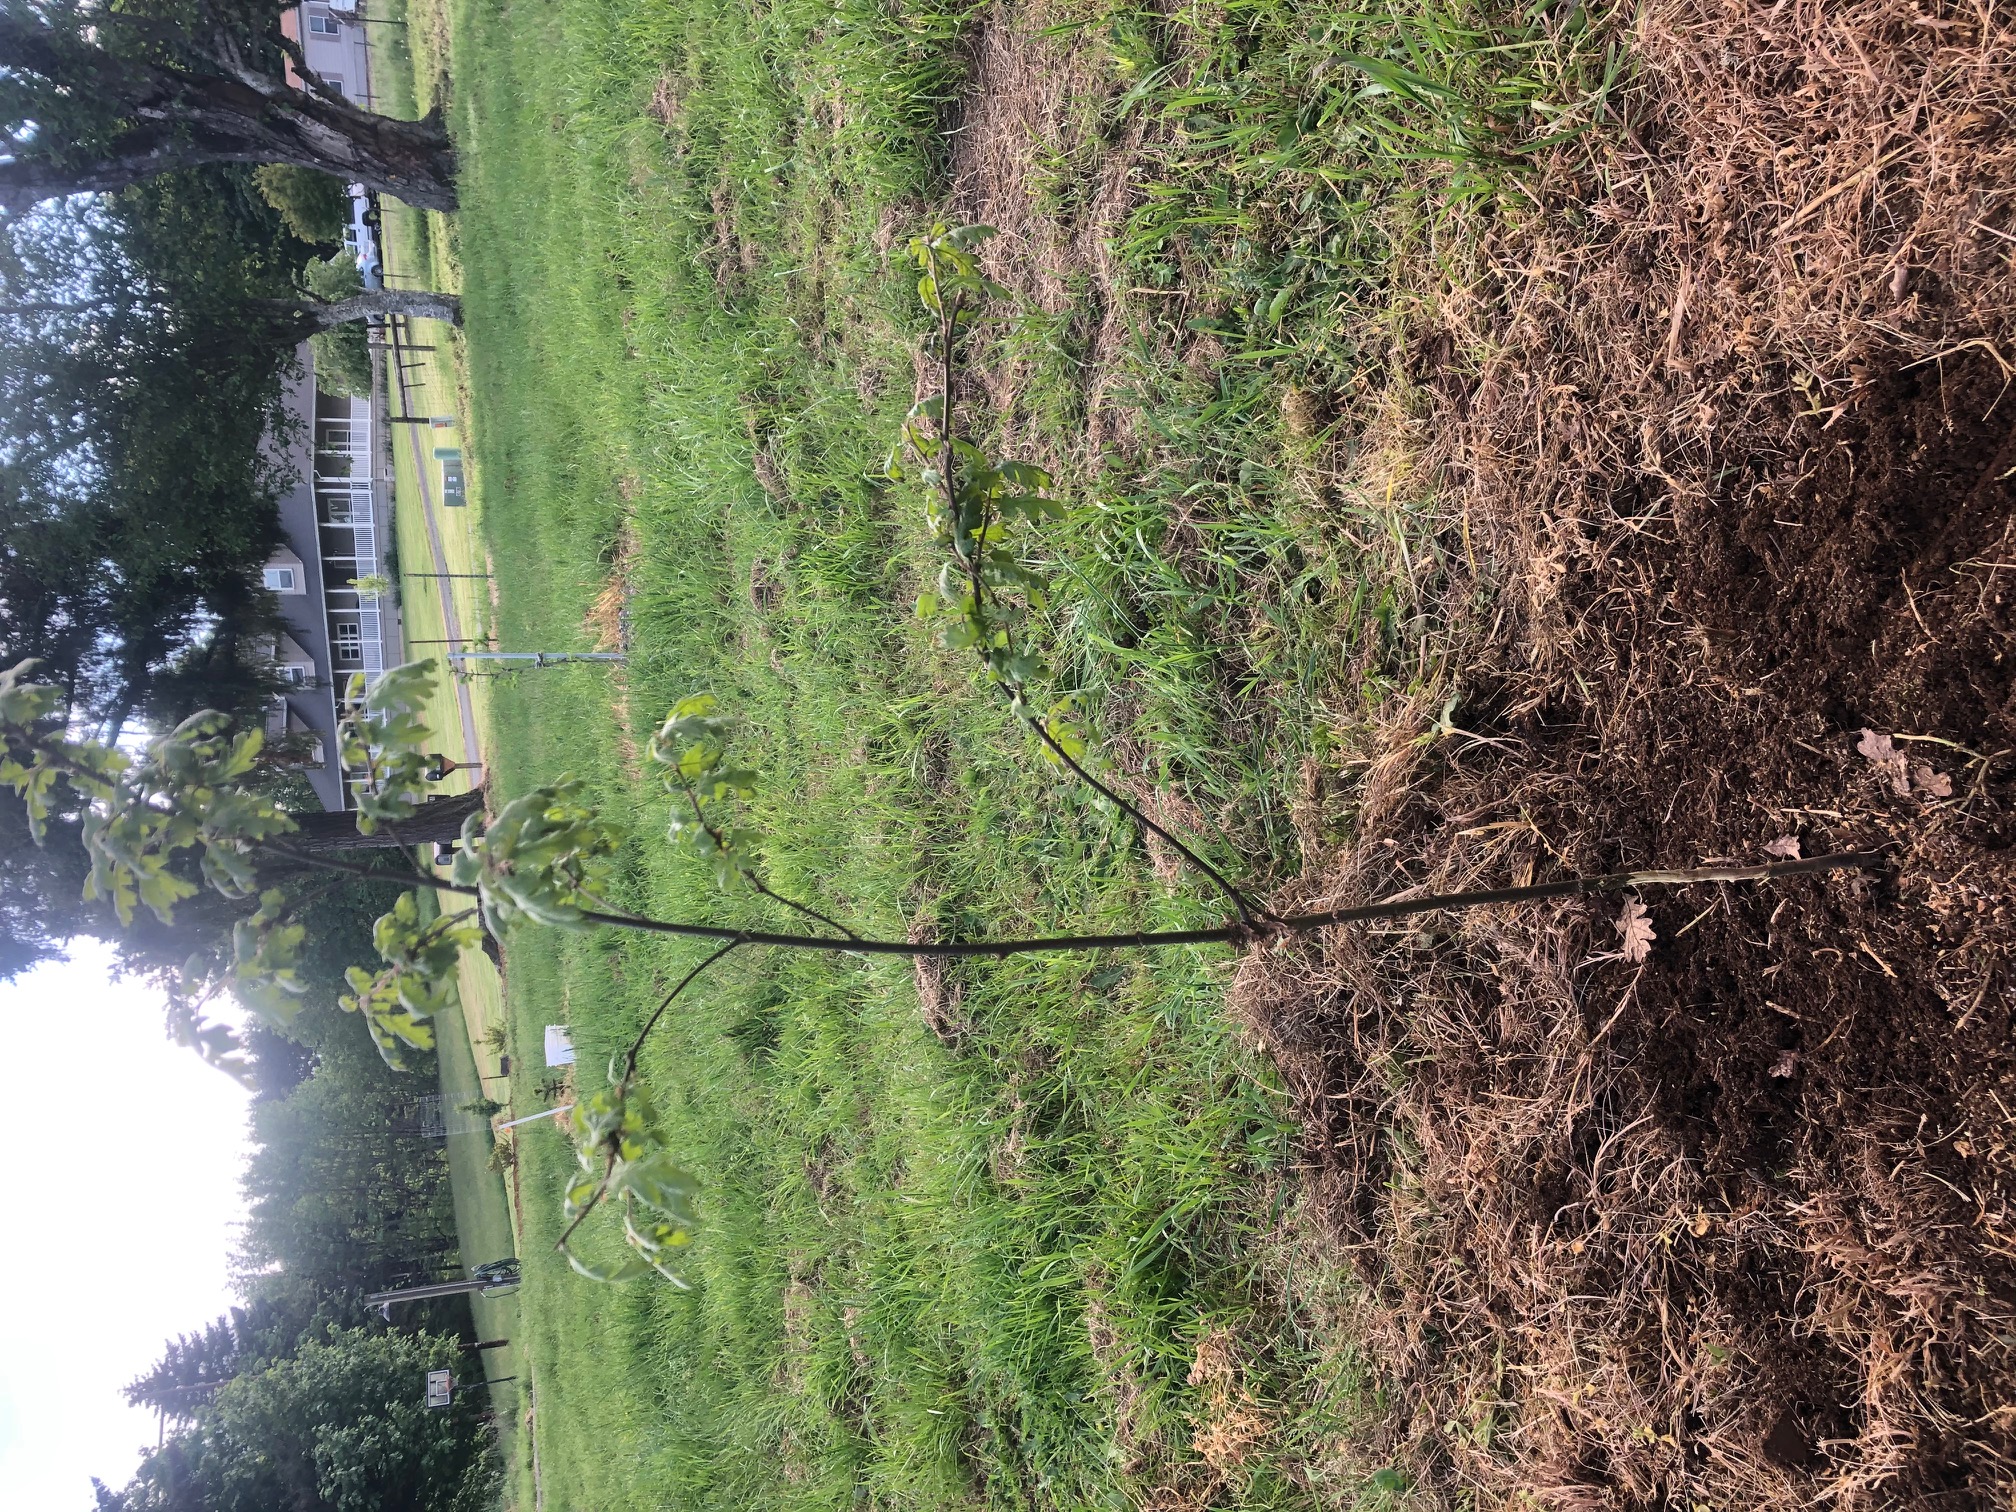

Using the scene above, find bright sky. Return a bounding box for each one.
[0,942,253,1510]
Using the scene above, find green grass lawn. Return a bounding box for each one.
[372,0,1626,1504]
[429,947,523,1333]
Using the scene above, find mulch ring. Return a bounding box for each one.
[1236,0,2016,1506]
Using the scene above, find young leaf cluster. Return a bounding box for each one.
[887,232,1107,782]
[560,1069,700,1285]
[229,888,310,1024]
[650,693,760,890]
[890,225,1063,699]
[448,778,620,934]
[339,893,482,1069]
[2,660,298,924]
[337,659,440,832]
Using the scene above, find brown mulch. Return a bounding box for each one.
[1233,1,2016,1507]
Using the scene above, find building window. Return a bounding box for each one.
[281,663,309,686]
[308,12,342,34]
[320,74,346,98]
[264,566,299,592]
[333,622,363,665]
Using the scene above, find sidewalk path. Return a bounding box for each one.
[386,321,484,774]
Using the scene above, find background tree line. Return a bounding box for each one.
[89,879,493,1512]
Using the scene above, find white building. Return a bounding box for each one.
[259,350,399,810]
[279,3,377,109]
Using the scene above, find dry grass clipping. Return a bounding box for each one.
[946,4,1153,458]
[1235,1,2016,1508]
[585,517,641,778]
[1186,1327,1272,1474]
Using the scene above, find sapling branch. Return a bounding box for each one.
[0,668,1888,971]
[911,226,1272,927]
[621,940,743,1081]
[1017,702,1275,927]
[554,1148,618,1251]
[672,779,856,940]
[567,848,1884,958]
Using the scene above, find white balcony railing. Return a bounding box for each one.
[314,410,386,681]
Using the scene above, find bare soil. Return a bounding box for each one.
[1233,1,2016,1506]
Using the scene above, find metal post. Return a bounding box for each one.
[496,1104,572,1130]
[367,1275,519,1311]
[448,652,626,665]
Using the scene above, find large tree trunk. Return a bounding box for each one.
[278,288,463,331]
[0,16,459,213]
[286,788,486,852]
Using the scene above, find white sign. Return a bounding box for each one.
[425,1369,453,1408]
[543,1025,576,1067]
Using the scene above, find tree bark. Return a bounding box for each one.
[270,288,463,331]
[0,16,459,213]
[285,788,486,852]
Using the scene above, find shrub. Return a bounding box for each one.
[254,164,350,246]
[309,325,372,398]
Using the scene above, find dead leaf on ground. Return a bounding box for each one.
[1765,834,1803,859]
[1616,897,1656,963]
[1857,728,1911,795]
[1911,763,1953,798]
[1771,1049,1800,1078]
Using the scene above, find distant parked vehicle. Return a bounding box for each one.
[343,183,383,289]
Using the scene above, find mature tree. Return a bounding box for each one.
[0,278,463,332]
[124,1291,401,1426]
[254,164,349,245]
[0,0,458,214]
[0,183,297,732]
[126,1305,280,1428]
[285,790,488,853]
[278,246,463,329]
[0,164,455,741]
[0,789,92,979]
